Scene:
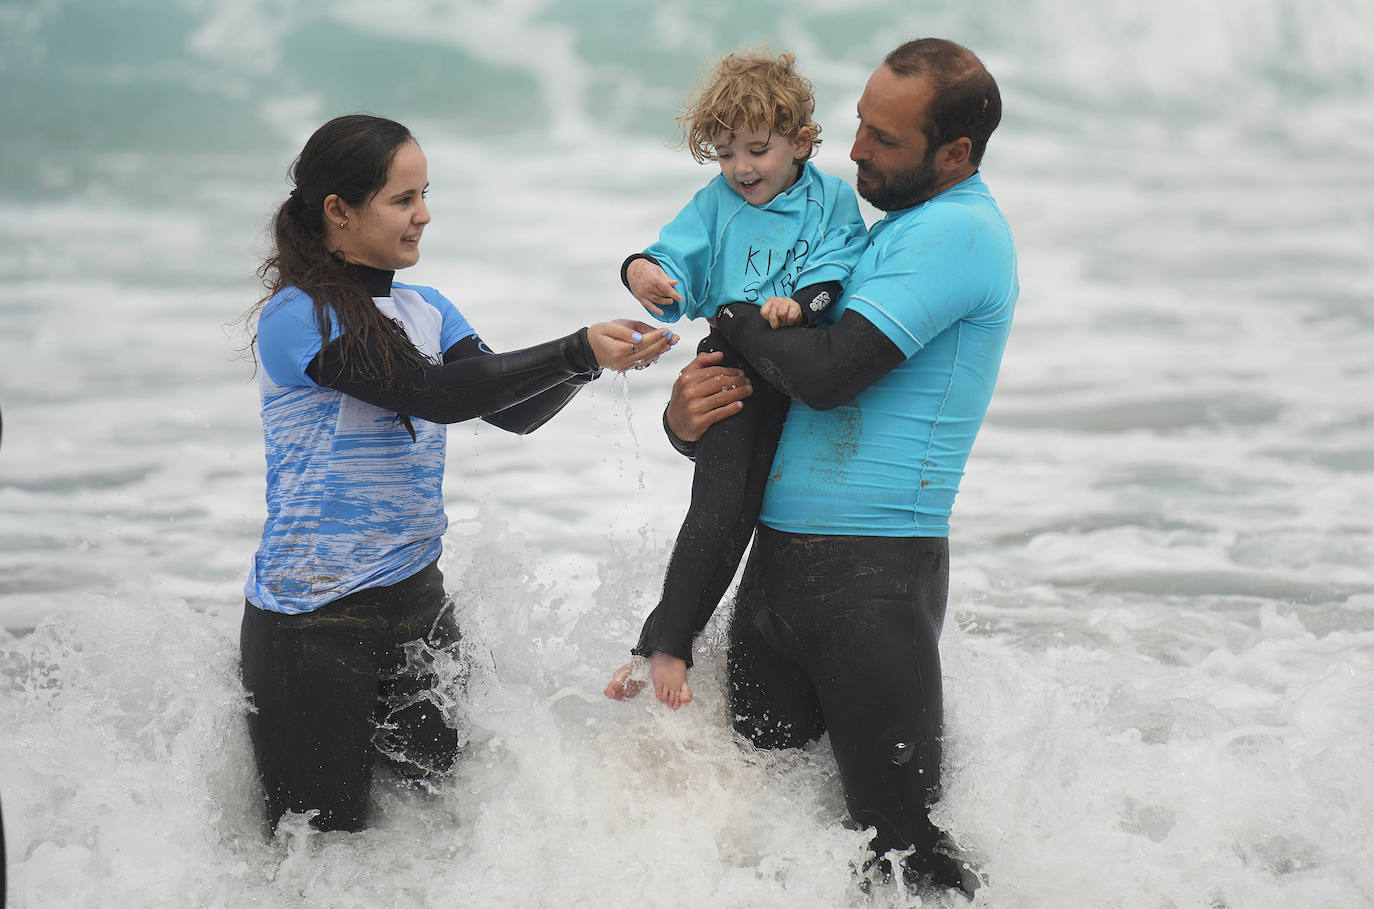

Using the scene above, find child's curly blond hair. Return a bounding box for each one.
[680,49,822,164]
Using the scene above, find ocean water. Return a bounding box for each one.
[2,0,1374,906]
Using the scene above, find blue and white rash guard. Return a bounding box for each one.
[642,160,868,322]
[245,281,474,614]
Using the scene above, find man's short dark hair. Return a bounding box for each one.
[884,39,1001,165]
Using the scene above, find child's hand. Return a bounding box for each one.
[627,259,683,317]
[650,651,692,710]
[760,296,804,329]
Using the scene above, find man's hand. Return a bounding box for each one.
[760,296,804,329]
[627,259,683,317]
[665,351,752,442]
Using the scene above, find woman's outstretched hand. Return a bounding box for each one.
[587,320,678,373]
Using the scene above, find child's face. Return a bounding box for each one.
[712,125,808,206]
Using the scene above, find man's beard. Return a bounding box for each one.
[856,150,940,212]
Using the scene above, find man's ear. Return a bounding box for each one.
[939,137,973,170]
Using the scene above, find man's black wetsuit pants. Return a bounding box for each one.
[633,330,791,664]
[727,525,966,886]
[240,560,460,833]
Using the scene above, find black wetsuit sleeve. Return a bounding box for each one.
[662,406,698,461]
[305,329,600,431]
[654,279,847,459]
[444,335,600,434]
[711,303,907,410]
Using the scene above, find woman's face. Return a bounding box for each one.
[332,141,430,270]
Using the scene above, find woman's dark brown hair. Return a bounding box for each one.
[245,114,431,381]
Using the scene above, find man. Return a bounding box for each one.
[611,38,1017,896]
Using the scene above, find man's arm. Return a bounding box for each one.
[660,351,753,456]
[711,304,907,410]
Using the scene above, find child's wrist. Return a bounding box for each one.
[620,253,661,290]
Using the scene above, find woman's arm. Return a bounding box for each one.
[443,335,598,435]
[306,329,600,425]
[309,320,674,432]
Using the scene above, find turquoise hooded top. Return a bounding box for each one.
[642,160,868,322]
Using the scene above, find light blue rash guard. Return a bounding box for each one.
[245,282,475,614]
[759,173,1019,537]
[643,160,868,322]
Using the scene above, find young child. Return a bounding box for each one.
[609,50,868,708]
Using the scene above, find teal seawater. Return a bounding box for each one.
[5,0,1370,195]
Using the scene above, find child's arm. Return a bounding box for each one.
[790,176,867,312]
[622,183,723,322]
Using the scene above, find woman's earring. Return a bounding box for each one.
[339,216,348,229]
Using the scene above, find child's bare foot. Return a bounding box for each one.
[650,651,693,710]
[604,660,647,700]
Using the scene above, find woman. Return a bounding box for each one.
[239,114,674,834]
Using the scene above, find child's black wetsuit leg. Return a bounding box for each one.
[633,330,790,664]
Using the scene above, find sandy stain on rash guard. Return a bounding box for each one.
[750,355,863,484]
[813,403,861,483]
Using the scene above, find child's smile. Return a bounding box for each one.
[713,125,809,206]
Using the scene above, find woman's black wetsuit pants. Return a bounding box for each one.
[727,525,966,887]
[633,330,790,664]
[239,560,459,833]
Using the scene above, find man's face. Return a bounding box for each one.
[850,65,941,212]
